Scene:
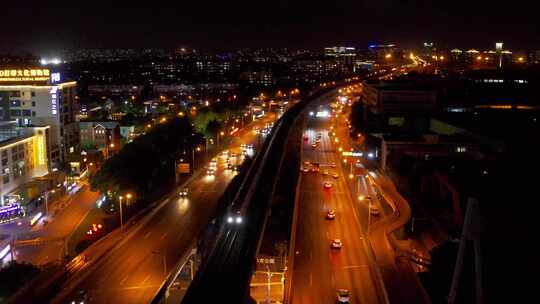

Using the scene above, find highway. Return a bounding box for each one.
[48,113,278,304]
[181,88,341,303]
[332,100,431,304]
[290,104,386,304]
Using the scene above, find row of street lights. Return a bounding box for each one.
[118,193,133,229]
[331,104,375,233]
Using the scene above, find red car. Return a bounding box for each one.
[323,182,332,189]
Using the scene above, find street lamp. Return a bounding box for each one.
[126,193,133,206]
[217,131,225,147]
[118,195,124,228]
[192,146,201,170]
[44,189,56,216]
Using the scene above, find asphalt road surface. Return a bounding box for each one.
[290,108,386,304]
[51,113,278,304]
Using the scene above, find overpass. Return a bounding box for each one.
[178,85,348,303]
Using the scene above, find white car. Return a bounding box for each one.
[336,289,351,303]
[326,209,336,220]
[369,204,380,216]
[331,239,342,249]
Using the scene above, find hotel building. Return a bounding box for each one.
[0,67,79,169]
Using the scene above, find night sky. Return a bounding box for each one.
[2,1,538,53]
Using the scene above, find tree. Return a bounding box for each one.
[90,117,198,200]
[206,119,223,137]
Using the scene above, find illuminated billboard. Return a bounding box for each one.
[0,68,51,83]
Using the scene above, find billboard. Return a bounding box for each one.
[0,68,51,84]
[177,163,190,174]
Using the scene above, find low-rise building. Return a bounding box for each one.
[79,121,121,151]
[0,122,50,206]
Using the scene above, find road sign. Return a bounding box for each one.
[342,151,363,157]
[177,163,190,174]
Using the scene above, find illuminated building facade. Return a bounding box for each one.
[0,122,49,206]
[0,67,79,168]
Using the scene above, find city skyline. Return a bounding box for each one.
[2,1,538,53]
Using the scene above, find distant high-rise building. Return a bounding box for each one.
[324,46,356,67]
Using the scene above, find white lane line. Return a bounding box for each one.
[160,232,168,240]
[310,272,313,286]
[120,275,129,286]
[341,265,369,270]
[141,275,150,285]
[143,232,152,239]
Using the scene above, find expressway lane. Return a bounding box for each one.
[331,100,430,304]
[51,113,278,304]
[291,108,385,304]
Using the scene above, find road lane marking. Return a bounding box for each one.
[120,275,129,286]
[141,275,150,285]
[143,232,152,239]
[160,232,168,240]
[341,265,369,269]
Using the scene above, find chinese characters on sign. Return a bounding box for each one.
[51,72,61,83]
[256,258,275,264]
[0,68,51,82]
[50,86,58,115]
